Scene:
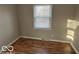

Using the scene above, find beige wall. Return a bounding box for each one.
[17,4,75,41]
[0,5,19,50]
[72,5,79,52]
[17,5,52,40]
[52,5,75,41]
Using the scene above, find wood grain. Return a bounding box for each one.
[11,37,76,54]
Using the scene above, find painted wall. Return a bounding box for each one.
[72,5,79,52]
[0,5,19,50]
[17,4,75,41]
[52,5,75,41]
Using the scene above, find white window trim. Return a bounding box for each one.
[33,5,52,30]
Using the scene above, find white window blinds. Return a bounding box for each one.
[34,5,52,29]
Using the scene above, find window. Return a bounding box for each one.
[34,5,52,29]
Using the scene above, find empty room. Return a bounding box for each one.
[0,4,79,54]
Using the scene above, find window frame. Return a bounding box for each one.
[33,5,52,30]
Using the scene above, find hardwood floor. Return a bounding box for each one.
[11,37,76,54]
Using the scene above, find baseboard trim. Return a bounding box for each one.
[70,43,79,54]
[21,36,69,43]
[7,36,21,46]
[21,36,70,43]
[48,39,71,43]
[21,36,42,40]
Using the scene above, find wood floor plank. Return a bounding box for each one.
[11,37,76,54]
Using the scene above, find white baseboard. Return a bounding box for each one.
[21,36,67,43]
[70,43,79,54]
[7,35,41,47]
[21,36,42,40]
[7,36,21,46]
[48,39,71,43]
[21,36,70,43]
